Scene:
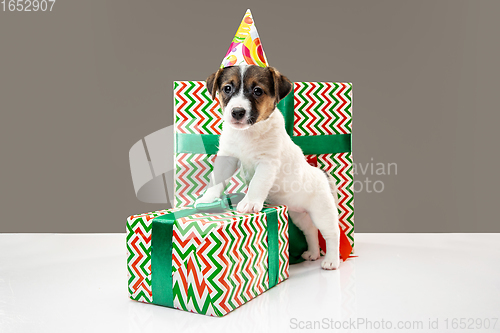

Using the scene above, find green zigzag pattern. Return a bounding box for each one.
[174,153,214,207]
[317,153,355,247]
[172,213,228,273]
[342,153,354,242]
[341,83,352,132]
[294,82,311,136]
[173,254,220,316]
[127,215,154,302]
[174,81,222,135]
[174,153,248,207]
[294,82,352,136]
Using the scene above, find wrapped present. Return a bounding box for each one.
[173,81,354,256]
[126,195,289,316]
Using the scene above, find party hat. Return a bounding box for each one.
[220,9,269,68]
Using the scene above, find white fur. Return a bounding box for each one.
[222,64,253,130]
[198,66,341,270]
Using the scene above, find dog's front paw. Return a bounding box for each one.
[236,197,264,213]
[301,249,321,261]
[321,254,340,270]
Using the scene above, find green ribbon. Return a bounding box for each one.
[176,132,351,155]
[151,214,175,307]
[176,133,220,155]
[151,193,280,307]
[175,89,351,156]
[265,207,279,288]
[278,90,295,136]
[291,135,351,155]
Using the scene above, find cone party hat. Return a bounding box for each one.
[220,9,269,68]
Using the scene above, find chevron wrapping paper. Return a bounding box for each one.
[174,81,223,135]
[294,82,352,136]
[174,81,248,208]
[173,80,354,249]
[317,153,354,246]
[174,153,247,207]
[126,204,289,316]
[294,82,354,248]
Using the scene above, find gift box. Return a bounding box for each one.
[173,81,355,252]
[126,198,289,316]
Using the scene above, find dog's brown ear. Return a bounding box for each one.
[268,67,292,103]
[206,68,224,100]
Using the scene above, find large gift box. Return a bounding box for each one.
[173,81,355,253]
[127,198,289,316]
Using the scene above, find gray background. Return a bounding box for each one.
[1,0,499,233]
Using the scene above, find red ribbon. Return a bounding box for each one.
[318,228,354,262]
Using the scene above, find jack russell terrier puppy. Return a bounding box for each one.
[197,64,341,270]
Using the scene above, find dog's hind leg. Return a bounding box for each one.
[289,211,320,261]
[308,197,340,270]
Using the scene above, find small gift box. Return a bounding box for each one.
[126,195,289,316]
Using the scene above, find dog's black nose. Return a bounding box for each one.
[231,107,246,120]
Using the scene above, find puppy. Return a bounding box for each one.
[197,64,341,270]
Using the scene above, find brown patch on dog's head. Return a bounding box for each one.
[206,66,241,107]
[205,65,292,128]
[206,68,224,100]
[267,67,292,103]
[247,66,292,124]
[244,66,292,125]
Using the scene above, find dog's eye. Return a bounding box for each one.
[253,87,263,96]
[223,85,232,94]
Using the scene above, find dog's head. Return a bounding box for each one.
[206,65,292,130]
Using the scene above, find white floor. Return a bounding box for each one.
[0,234,499,333]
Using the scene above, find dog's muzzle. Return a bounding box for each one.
[231,107,246,121]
